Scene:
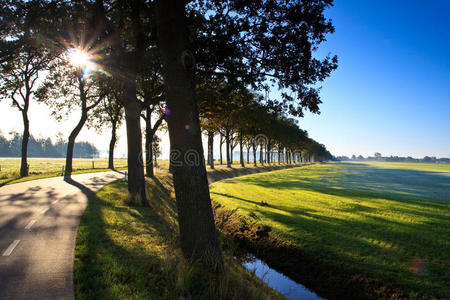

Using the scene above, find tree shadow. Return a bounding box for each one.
[74,180,179,299]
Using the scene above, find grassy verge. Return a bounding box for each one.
[210,163,450,299]
[74,169,286,300]
[0,158,128,186]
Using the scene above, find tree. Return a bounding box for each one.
[155,0,224,270]
[90,88,124,169]
[374,152,382,160]
[92,0,162,205]
[152,134,162,168]
[141,105,165,178]
[37,54,105,176]
[0,1,54,177]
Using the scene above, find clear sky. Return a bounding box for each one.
[300,0,450,158]
[0,0,449,158]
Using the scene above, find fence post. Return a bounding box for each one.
[124,171,128,181]
[92,160,94,169]
[61,165,65,176]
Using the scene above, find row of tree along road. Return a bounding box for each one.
[0,1,337,271]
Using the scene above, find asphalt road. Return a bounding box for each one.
[0,171,125,300]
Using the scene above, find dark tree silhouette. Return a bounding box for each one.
[0,2,55,177]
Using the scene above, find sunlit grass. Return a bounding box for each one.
[350,161,450,172]
[74,175,282,300]
[210,162,450,298]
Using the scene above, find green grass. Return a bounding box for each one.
[0,158,128,186]
[352,161,450,172]
[74,173,283,300]
[210,162,450,299]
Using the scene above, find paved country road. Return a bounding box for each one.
[0,171,125,300]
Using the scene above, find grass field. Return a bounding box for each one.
[210,162,450,298]
[74,173,282,300]
[0,158,129,186]
[352,161,450,172]
[0,157,251,186]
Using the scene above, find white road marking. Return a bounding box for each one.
[40,207,49,214]
[25,220,36,230]
[2,240,20,256]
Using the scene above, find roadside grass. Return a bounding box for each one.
[210,163,450,299]
[0,158,128,186]
[74,170,284,300]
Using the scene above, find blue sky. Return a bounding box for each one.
[299,0,450,158]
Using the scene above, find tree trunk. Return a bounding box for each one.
[219,134,223,165]
[278,147,281,165]
[252,141,257,166]
[65,109,87,176]
[123,83,147,205]
[225,128,231,168]
[239,130,244,167]
[259,143,264,165]
[155,0,223,271]
[145,107,154,178]
[230,143,234,165]
[20,110,29,177]
[246,144,250,164]
[207,131,214,169]
[108,120,117,169]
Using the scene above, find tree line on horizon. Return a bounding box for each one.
[0,131,99,158]
[1,0,338,271]
[336,153,450,164]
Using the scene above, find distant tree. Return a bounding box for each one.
[90,86,124,170]
[0,132,98,158]
[141,105,165,178]
[374,152,382,160]
[422,156,433,163]
[0,131,10,156]
[152,134,162,168]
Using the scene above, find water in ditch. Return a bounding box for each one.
[240,254,324,300]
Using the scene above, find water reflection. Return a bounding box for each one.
[241,254,324,300]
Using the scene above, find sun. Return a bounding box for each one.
[68,48,89,67]
[68,48,94,70]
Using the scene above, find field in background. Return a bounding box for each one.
[210,162,450,298]
[350,161,450,172]
[0,158,128,185]
[0,157,274,186]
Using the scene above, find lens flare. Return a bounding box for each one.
[68,49,89,66]
[67,48,96,75]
